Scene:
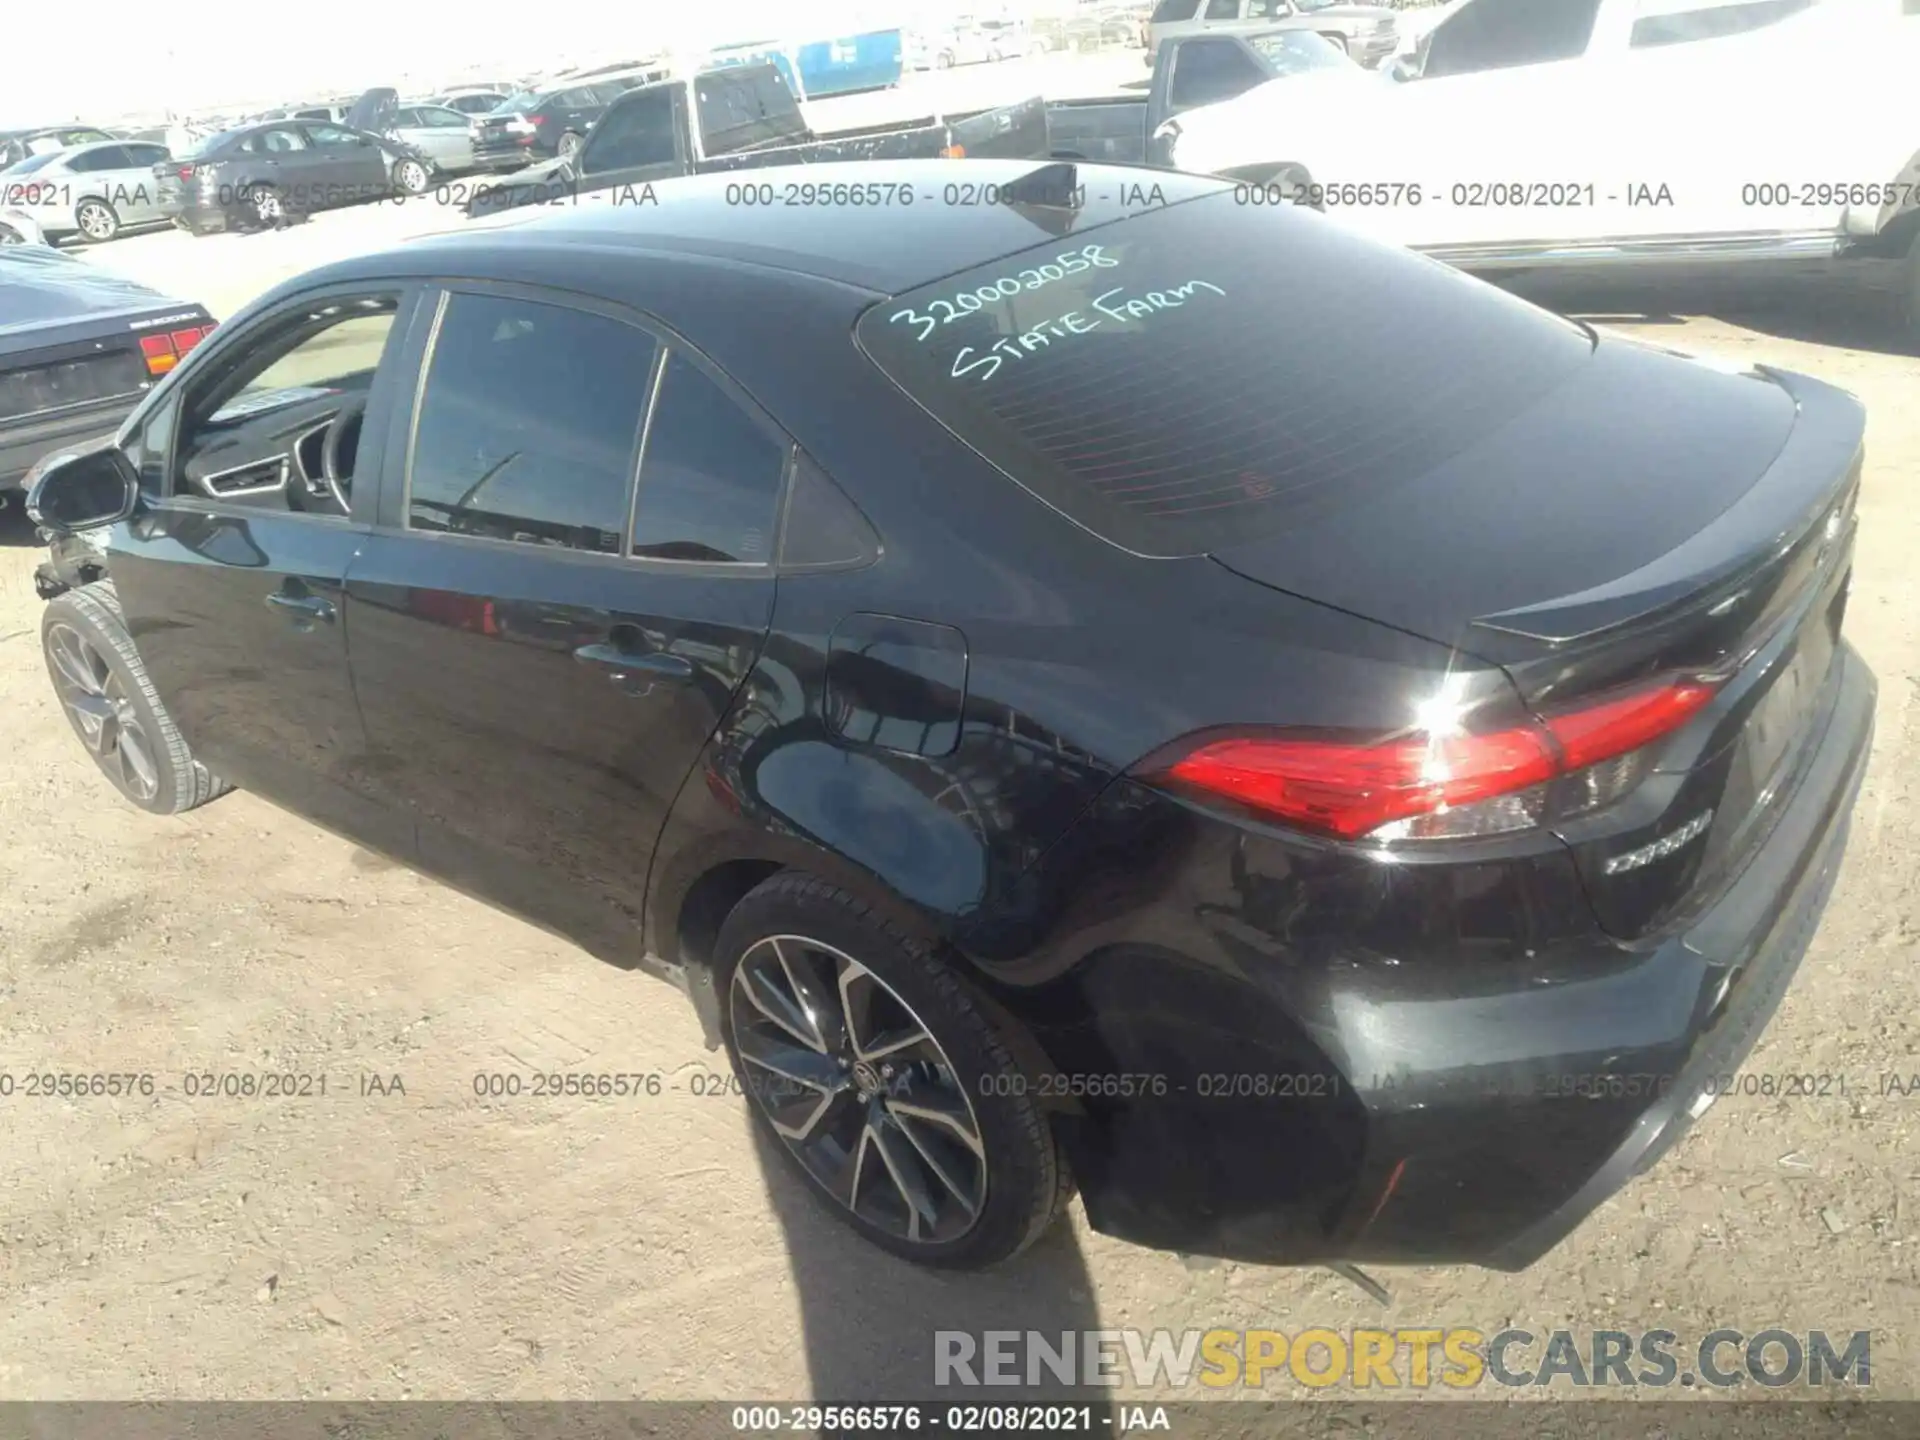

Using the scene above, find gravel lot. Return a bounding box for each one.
[2,56,1917,1403]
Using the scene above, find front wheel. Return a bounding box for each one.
[41,584,233,814]
[557,131,584,161]
[716,873,1069,1269]
[392,157,432,195]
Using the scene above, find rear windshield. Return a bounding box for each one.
[856,193,1594,558]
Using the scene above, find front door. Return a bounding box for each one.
[345,285,786,963]
[106,286,421,852]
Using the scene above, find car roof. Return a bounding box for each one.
[385,160,1230,295]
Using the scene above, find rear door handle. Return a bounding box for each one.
[266,591,336,624]
[573,642,694,693]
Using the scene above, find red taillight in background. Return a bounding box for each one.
[176,165,196,181]
[1154,674,1722,843]
[138,322,216,376]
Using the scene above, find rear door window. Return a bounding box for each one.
[856,193,1593,558]
[406,291,659,553]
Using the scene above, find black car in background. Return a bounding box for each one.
[1,125,118,170]
[470,67,669,169]
[152,105,436,235]
[26,161,1873,1275]
[1,245,212,507]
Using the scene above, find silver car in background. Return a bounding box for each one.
[389,103,480,172]
[0,140,177,243]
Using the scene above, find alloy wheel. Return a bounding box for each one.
[397,160,428,194]
[729,934,988,1246]
[77,202,115,240]
[252,188,282,222]
[46,622,159,802]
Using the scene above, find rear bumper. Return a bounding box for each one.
[1005,643,1875,1269]
[1483,640,1874,1269]
[471,142,549,171]
[0,404,134,492]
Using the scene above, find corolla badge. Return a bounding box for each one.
[1604,809,1715,876]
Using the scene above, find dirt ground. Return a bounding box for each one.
[1,180,1918,1407]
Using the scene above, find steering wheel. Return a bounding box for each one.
[318,394,369,516]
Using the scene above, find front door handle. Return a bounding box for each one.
[573,642,695,694]
[266,590,336,624]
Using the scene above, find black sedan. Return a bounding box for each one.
[26,160,1874,1273]
[152,114,435,235]
[1,244,213,508]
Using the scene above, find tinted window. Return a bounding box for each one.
[246,128,309,153]
[392,107,424,127]
[581,90,677,173]
[420,106,467,127]
[1423,0,1602,75]
[857,195,1592,558]
[1150,0,1195,19]
[552,87,600,109]
[1204,0,1239,17]
[408,293,658,553]
[1169,38,1270,106]
[304,124,360,146]
[124,143,170,165]
[696,69,807,155]
[65,147,125,173]
[1629,0,1809,46]
[779,454,880,571]
[631,352,786,564]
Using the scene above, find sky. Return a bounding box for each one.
[2,0,1064,127]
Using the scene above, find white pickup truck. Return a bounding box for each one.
[1164,0,1920,336]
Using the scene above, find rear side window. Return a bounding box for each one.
[580,90,677,173]
[1150,0,1196,19]
[1424,0,1602,75]
[1629,0,1810,47]
[631,352,786,563]
[1168,37,1271,107]
[857,194,1593,558]
[407,292,659,553]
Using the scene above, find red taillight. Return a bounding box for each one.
[1155,675,1722,843]
[138,323,215,376]
[176,165,195,180]
[138,334,177,375]
[1543,679,1717,772]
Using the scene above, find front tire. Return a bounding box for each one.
[392,157,432,195]
[41,583,232,814]
[557,132,584,161]
[74,198,120,242]
[716,872,1069,1269]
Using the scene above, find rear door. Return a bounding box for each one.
[344,284,786,963]
[106,284,421,848]
[302,123,387,203]
[114,143,172,224]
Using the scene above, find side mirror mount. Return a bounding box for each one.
[25,445,138,535]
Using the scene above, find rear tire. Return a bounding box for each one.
[245,184,285,229]
[715,872,1069,1270]
[557,131,584,161]
[41,582,233,815]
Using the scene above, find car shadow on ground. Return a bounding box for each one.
[745,1123,1111,1408]
[1501,269,1917,359]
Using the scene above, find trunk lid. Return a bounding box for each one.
[1213,350,1863,940]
